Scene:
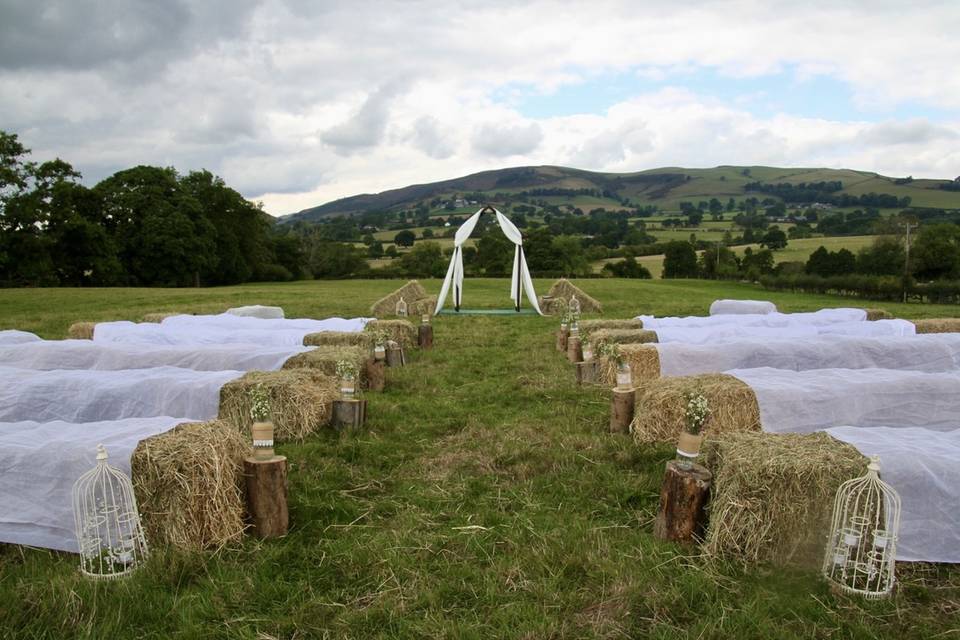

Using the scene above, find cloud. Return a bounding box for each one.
[472,122,543,157]
[858,120,960,147]
[321,81,406,155]
[408,116,456,159]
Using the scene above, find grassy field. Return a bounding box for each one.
[1,279,959,639]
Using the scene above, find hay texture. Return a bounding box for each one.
[141,312,181,323]
[630,373,761,444]
[303,331,373,348]
[366,319,417,349]
[67,322,96,340]
[914,318,960,334]
[370,280,430,317]
[409,295,438,317]
[131,420,247,550]
[282,345,370,386]
[589,328,658,346]
[702,431,866,565]
[219,369,338,442]
[864,308,892,321]
[597,343,661,386]
[580,318,644,334]
[539,278,602,314]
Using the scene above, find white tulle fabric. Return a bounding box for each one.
[826,426,960,563]
[638,307,868,329]
[0,416,185,552]
[652,319,914,344]
[709,299,778,315]
[654,334,960,377]
[0,330,41,344]
[226,305,284,319]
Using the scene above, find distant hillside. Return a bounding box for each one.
[280,165,960,223]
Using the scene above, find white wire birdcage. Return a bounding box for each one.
[72,444,149,579]
[822,455,901,599]
[395,296,408,317]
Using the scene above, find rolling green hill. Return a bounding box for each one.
[281,165,960,223]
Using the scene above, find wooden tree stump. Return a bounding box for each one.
[609,387,635,433]
[418,324,434,349]
[385,345,405,367]
[244,456,289,538]
[575,360,598,386]
[333,398,367,430]
[566,335,582,363]
[556,328,569,352]
[364,358,385,391]
[653,460,712,544]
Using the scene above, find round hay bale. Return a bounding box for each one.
[141,312,181,323]
[131,420,248,550]
[67,322,96,340]
[701,431,866,565]
[370,280,429,317]
[303,331,373,348]
[630,373,761,443]
[219,369,338,442]
[365,319,417,349]
[913,318,960,334]
[864,308,892,321]
[282,345,370,387]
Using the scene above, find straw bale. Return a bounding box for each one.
[913,318,960,334]
[701,431,866,565]
[67,322,96,340]
[596,343,661,386]
[366,319,417,349]
[141,312,181,323]
[409,295,437,317]
[131,420,247,550]
[630,373,761,443]
[219,369,338,442]
[370,280,429,317]
[590,328,658,346]
[863,308,892,321]
[282,345,370,386]
[542,278,602,313]
[303,331,373,348]
[538,296,569,315]
[580,319,644,334]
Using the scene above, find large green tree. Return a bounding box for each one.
[662,241,698,278]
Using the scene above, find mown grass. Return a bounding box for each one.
[1,279,958,639]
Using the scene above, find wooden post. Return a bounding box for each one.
[566,335,582,363]
[575,360,598,386]
[418,324,434,349]
[333,398,367,430]
[385,345,405,367]
[556,327,569,352]
[364,358,385,392]
[654,460,712,544]
[609,387,635,433]
[244,456,288,538]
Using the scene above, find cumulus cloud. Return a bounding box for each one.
[321,81,407,155]
[408,116,457,159]
[858,120,960,147]
[472,122,543,157]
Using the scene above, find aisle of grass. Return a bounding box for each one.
[0,279,958,638]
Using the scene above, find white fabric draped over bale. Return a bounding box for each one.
[653,319,914,345]
[93,314,370,347]
[225,305,284,319]
[0,330,41,344]
[0,339,311,371]
[0,366,243,423]
[0,416,184,552]
[728,367,960,434]
[826,426,960,563]
[654,333,960,377]
[638,307,868,329]
[435,206,542,315]
[709,299,777,315]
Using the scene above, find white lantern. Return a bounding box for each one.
[72,444,149,579]
[395,296,408,317]
[569,295,581,315]
[822,456,901,599]
[616,362,632,390]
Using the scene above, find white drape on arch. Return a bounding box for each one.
[435,207,543,315]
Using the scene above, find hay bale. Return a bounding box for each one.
[538,296,569,315]
[67,322,96,340]
[303,331,373,348]
[282,345,370,386]
[141,312,181,323]
[370,280,429,317]
[596,343,661,386]
[590,328,658,346]
[914,318,960,334]
[864,308,892,321]
[630,373,761,443]
[581,319,644,334]
[409,295,437,317]
[701,431,866,565]
[366,319,417,349]
[219,369,338,442]
[131,420,248,550]
[541,278,602,313]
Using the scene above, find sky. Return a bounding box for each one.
[1,0,959,217]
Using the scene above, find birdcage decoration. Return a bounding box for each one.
[395,296,408,317]
[72,444,149,579]
[568,295,581,316]
[822,456,901,599]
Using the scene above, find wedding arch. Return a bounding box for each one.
[434,206,543,315]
